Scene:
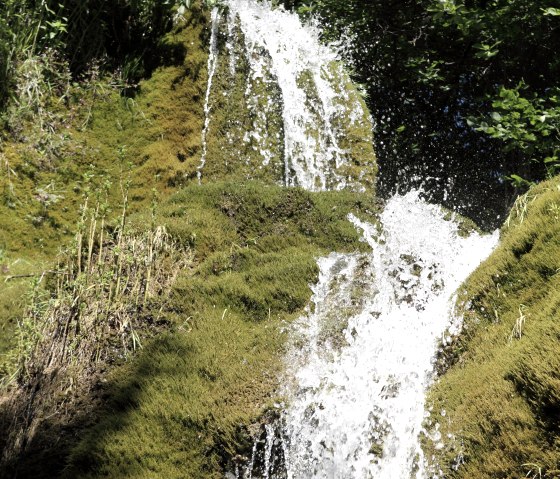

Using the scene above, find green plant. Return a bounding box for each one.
[425,176,560,478]
[0,188,193,468]
[470,84,560,181]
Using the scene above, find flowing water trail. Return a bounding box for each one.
[226,0,342,189]
[195,2,500,477]
[280,192,498,478]
[198,8,220,184]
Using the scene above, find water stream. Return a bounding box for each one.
[198,7,220,183]
[279,194,497,478]
[199,2,499,477]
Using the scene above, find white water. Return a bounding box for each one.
[195,2,500,478]
[198,8,221,184]
[200,0,372,190]
[281,192,498,478]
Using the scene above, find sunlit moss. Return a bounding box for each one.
[200,16,377,191]
[1,4,382,477]
[424,176,560,478]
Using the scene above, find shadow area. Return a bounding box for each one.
[0,331,252,478]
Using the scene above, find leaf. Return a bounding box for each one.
[507,174,534,188]
[543,7,560,16]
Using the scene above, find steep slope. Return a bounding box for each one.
[426,176,560,478]
[0,6,208,361]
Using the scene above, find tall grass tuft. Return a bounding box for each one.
[0,192,192,470]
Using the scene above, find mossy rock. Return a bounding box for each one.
[200,12,377,192]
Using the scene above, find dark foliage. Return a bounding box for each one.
[285,0,560,228]
[0,0,183,109]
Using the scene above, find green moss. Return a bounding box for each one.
[0,6,208,368]
[0,5,382,476]
[324,61,377,191]
[425,176,560,478]
[201,20,285,184]
[63,181,378,478]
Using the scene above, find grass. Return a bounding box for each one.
[56,181,378,479]
[0,5,208,369]
[425,176,560,478]
[0,192,194,474]
[0,252,46,359]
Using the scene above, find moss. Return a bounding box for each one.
[324,61,377,191]
[0,4,381,476]
[0,6,208,368]
[199,16,377,192]
[424,176,560,478]
[60,181,378,478]
[201,19,286,184]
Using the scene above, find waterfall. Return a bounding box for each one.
[197,2,499,477]
[280,193,497,478]
[198,0,376,191]
[198,7,221,184]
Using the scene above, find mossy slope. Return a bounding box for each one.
[0,6,208,360]
[1,5,381,477]
[63,182,378,479]
[426,176,560,478]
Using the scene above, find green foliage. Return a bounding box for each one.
[0,4,207,380]
[53,181,378,478]
[0,200,193,477]
[472,84,560,180]
[0,0,198,111]
[425,177,560,478]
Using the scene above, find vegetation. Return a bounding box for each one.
[1,197,192,477]
[0,2,380,476]
[1,0,559,477]
[0,0,211,470]
[202,18,377,191]
[0,0,197,110]
[285,0,560,227]
[1,180,378,478]
[0,3,207,358]
[425,176,560,478]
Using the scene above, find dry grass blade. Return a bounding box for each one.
[0,201,192,468]
[508,304,528,342]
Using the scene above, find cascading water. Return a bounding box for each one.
[280,194,498,478]
[198,2,499,477]
[199,0,376,191]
